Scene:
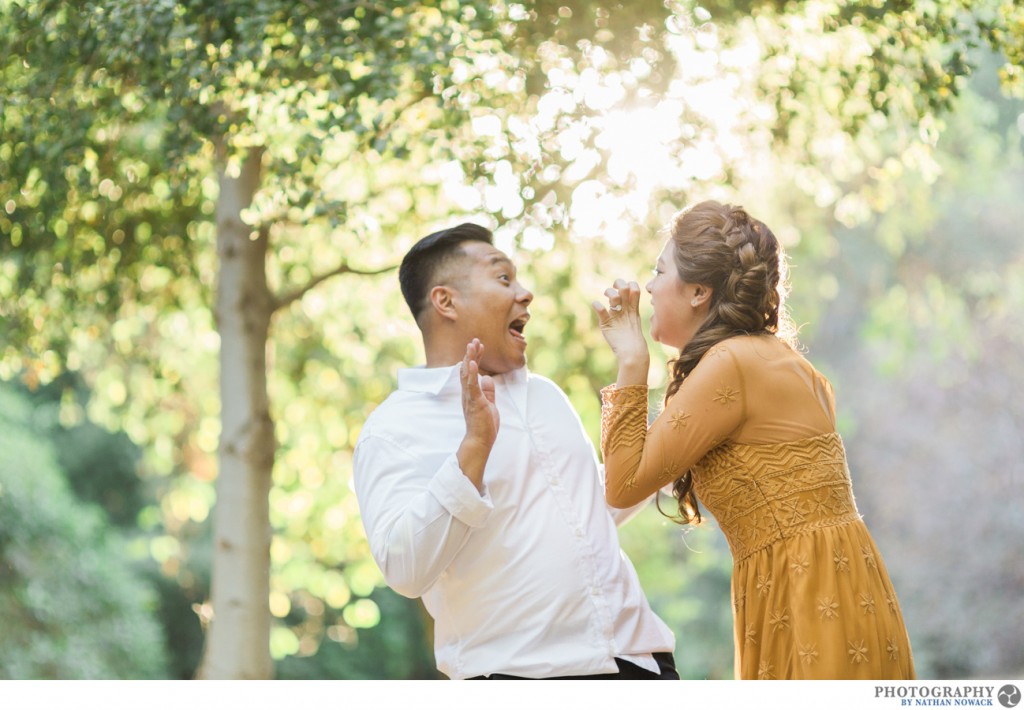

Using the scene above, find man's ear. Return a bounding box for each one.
[691,283,713,309]
[429,285,458,322]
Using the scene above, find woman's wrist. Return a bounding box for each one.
[615,357,649,387]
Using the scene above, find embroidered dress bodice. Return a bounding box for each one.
[692,432,859,563]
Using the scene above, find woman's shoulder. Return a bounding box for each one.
[716,334,835,389]
[706,333,782,359]
[698,333,807,375]
[689,335,757,379]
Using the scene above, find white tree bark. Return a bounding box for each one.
[197,147,275,679]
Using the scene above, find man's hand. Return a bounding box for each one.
[457,339,498,492]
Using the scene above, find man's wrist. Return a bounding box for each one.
[456,437,492,493]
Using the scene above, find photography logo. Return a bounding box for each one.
[874,684,1022,707]
[998,685,1021,709]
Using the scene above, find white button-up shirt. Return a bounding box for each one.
[353,364,675,679]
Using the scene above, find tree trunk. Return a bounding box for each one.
[196,147,275,679]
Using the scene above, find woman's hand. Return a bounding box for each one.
[592,279,650,387]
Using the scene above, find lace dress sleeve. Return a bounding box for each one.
[600,342,747,508]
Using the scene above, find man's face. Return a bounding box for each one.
[450,241,533,375]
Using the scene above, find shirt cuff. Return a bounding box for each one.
[427,454,494,528]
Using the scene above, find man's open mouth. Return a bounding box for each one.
[509,314,529,342]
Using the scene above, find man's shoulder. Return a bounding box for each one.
[358,384,461,448]
[524,370,565,394]
[359,389,414,439]
[523,371,583,422]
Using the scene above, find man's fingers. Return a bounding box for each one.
[479,374,496,404]
[462,338,485,399]
[469,339,484,372]
[460,348,471,388]
[466,357,480,395]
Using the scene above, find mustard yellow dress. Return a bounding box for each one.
[600,335,915,679]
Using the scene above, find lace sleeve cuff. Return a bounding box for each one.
[600,384,649,458]
[600,383,649,408]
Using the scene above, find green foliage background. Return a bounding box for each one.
[1,0,1022,680]
[0,384,168,679]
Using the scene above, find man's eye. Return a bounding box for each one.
[499,274,511,282]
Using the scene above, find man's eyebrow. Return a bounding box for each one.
[488,255,515,270]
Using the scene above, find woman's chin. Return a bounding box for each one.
[652,331,685,351]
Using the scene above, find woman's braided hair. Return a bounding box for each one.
[661,200,796,525]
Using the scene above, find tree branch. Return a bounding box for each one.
[369,88,434,148]
[272,260,397,313]
[299,0,391,16]
[338,1,390,13]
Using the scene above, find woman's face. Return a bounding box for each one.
[645,239,710,350]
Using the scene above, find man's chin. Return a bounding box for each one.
[479,354,527,377]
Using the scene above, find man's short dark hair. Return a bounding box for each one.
[399,223,494,321]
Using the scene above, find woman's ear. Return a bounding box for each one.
[429,285,458,322]
[691,284,713,309]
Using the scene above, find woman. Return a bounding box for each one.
[593,200,914,680]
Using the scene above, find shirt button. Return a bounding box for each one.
[575,528,584,538]
[591,587,601,596]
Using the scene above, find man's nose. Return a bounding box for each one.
[517,284,534,304]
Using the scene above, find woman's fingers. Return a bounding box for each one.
[625,280,640,310]
[613,279,639,305]
[592,300,612,325]
[601,280,641,317]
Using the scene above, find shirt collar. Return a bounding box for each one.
[397,364,461,395]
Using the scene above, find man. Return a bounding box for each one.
[352,223,676,679]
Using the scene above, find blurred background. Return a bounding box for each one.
[1,0,1021,679]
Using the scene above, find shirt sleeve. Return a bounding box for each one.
[600,342,746,508]
[353,432,494,598]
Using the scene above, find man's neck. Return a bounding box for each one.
[422,323,475,369]
[424,349,462,370]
